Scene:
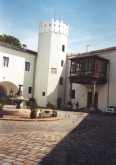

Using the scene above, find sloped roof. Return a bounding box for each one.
[68,46,116,59]
[0,41,37,56]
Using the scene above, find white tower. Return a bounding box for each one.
[34,20,69,107]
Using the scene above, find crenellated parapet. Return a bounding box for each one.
[39,19,69,36]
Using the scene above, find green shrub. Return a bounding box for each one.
[47,102,56,109]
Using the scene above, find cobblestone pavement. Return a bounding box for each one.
[0,111,87,165]
[1,112,116,165]
[40,113,116,165]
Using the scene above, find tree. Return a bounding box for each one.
[0,34,22,48]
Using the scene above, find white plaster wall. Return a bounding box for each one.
[65,58,87,109]
[72,83,87,109]
[0,51,25,86]
[65,50,116,111]
[35,20,68,107]
[34,33,51,106]
[0,45,36,98]
[23,54,36,98]
[98,51,116,111]
[47,32,68,106]
[65,57,71,104]
[97,85,107,111]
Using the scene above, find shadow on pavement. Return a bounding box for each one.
[39,113,116,165]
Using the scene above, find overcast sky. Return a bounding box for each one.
[0,0,116,53]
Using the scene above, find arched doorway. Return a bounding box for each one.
[0,81,18,97]
[0,85,7,97]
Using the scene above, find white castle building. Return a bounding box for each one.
[0,20,69,108]
[0,19,116,112]
[35,20,68,107]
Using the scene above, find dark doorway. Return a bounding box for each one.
[87,91,98,108]
[0,85,6,97]
[94,92,98,108]
[87,92,92,108]
[57,97,62,109]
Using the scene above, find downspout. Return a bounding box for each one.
[107,62,110,108]
[90,80,96,111]
[32,55,37,98]
[69,60,72,101]
[63,56,68,106]
[93,81,96,108]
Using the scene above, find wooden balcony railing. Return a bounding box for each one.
[70,56,109,84]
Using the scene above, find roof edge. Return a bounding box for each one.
[0,41,37,55]
[67,45,116,59]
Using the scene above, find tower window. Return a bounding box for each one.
[61,60,64,67]
[59,77,63,85]
[71,90,75,99]
[3,56,9,67]
[28,87,32,94]
[25,61,30,71]
[62,45,65,52]
[42,91,45,96]
[51,68,57,74]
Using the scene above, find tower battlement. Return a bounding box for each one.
[39,20,69,36]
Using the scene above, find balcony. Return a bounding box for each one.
[70,55,109,84]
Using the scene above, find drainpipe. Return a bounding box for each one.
[93,81,96,108]
[63,57,68,106]
[32,56,37,98]
[107,62,110,108]
[70,81,72,100]
[90,80,96,112]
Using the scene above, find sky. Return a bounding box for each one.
[0,0,116,53]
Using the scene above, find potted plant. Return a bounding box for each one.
[67,101,72,110]
[0,96,8,118]
[0,102,4,118]
[29,98,37,119]
[0,96,6,118]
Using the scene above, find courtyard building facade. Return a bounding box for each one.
[67,47,116,112]
[0,41,36,99]
[0,19,116,112]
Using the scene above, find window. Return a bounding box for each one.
[28,87,32,94]
[3,56,9,67]
[61,60,64,67]
[59,77,63,85]
[42,91,45,96]
[51,68,57,74]
[25,61,30,71]
[71,90,75,99]
[62,45,65,52]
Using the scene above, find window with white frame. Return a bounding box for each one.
[62,45,65,52]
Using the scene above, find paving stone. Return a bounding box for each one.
[0,111,88,164]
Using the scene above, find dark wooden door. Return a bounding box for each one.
[94,92,98,108]
[87,92,92,108]
[87,92,98,108]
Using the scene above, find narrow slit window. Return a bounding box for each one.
[28,87,32,94]
[59,77,63,85]
[62,45,65,52]
[25,61,30,71]
[71,90,75,99]
[42,92,45,96]
[3,56,9,67]
[61,60,64,67]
